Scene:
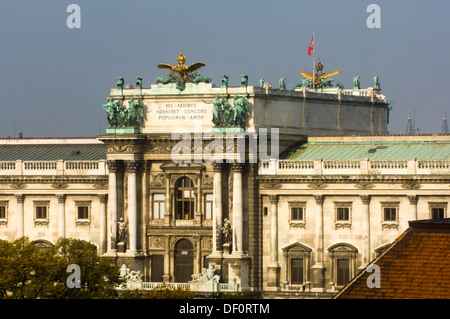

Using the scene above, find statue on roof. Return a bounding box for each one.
[353,76,360,90]
[298,59,342,89]
[241,74,248,87]
[279,77,286,90]
[136,76,143,89]
[221,74,229,88]
[205,94,249,128]
[374,75,381,90]
[126,97,144,128]
[117,77,124,90]
[157,51,205,91]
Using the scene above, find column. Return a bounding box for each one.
[408,195,418,220]
[267,195,280,289]
[99,194,108,254]
[163,235,170,282]
[212,163,223,255]
[57,194,66,238]
[106,160,119,253]
[269,195,279,264]
[360,195,371,267]
[231,163,244,254]
[16,194,25,238]
[125,160,140,254]
[312,194,325,291]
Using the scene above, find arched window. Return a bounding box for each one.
[175,177,195,220]
[327,243,358,287]
[174,239,194,283]
[282,242,312,287]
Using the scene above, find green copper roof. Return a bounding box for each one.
[283,141,450,160]
[0,143,107,161]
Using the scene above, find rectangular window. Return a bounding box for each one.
[0,206,6,220]
[205,194,213,220]
[291,258,304,284]
[291,207,304,221]
[337,207,349,221]
[337,259,350,286]
[151,255,164,282]
[384,207,397,221]
[35,206,47,220]
[153,194,165,219]
[77,206,89,220]
[432,208,445,219]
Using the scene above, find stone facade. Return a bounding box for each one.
[0,81,448,298]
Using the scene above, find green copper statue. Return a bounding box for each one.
[353,76,360,90]
[136,76,143,89]
[101,96,143,129]
[241,74,248,87]
[279,77,286,90]
[206,94,249,128]
[374,75,381,90]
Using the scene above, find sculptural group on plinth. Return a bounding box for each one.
[206,94,249,129]
[101,96,144,133]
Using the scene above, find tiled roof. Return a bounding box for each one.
[334,218,450,299]
[283,141,450,160]
[0,143,107,161]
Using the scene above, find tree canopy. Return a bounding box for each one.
[0,237,122,299]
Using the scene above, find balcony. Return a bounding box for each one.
[0,160,108,176]
[259,158,450,176]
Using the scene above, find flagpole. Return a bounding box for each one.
[312,32,315,91]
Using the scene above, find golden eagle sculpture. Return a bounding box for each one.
[157,51,205,91]
[298,59,342,88]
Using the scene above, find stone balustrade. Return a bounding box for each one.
[259,158,450,175]
[0,160,107,176]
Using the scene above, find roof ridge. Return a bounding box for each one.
[333,228,412,298]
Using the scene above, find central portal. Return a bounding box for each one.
[174,239,194,282]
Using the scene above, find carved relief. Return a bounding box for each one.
[92,180,109,189]
[201,174,213,189]
[107,144,134,154]
[9,182,27,190]
[147,140,176,154]
[202,237,213,250]
[51,182,69,189]
[150,173,166,188]
[150,236,165,249]
[354,182,375,190]
[307,182,328,190]
[401,181,422,190]
[260,181,283,190]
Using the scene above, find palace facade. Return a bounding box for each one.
[1,62,448,297]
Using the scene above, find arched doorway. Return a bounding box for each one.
[174,239,194,282]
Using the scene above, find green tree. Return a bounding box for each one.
[0,237,66,299]
[54,238,122,299]
[0,237,122,299]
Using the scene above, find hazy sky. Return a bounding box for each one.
[0,0,449,137]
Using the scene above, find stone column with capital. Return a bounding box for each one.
[99,194,108,254]
[125,160,142,254]
[312,194,325,291]
[57,194,66,238]
[360,195,371,267]
[231,163,244,254]
[210,162,223,256]
[408,195,418,220]
[267,195,280,289]
[16,194,25,238]
[106,160,120,254]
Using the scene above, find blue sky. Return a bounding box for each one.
[0,0,449,137]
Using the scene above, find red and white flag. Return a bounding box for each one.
[307,36,314,56]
